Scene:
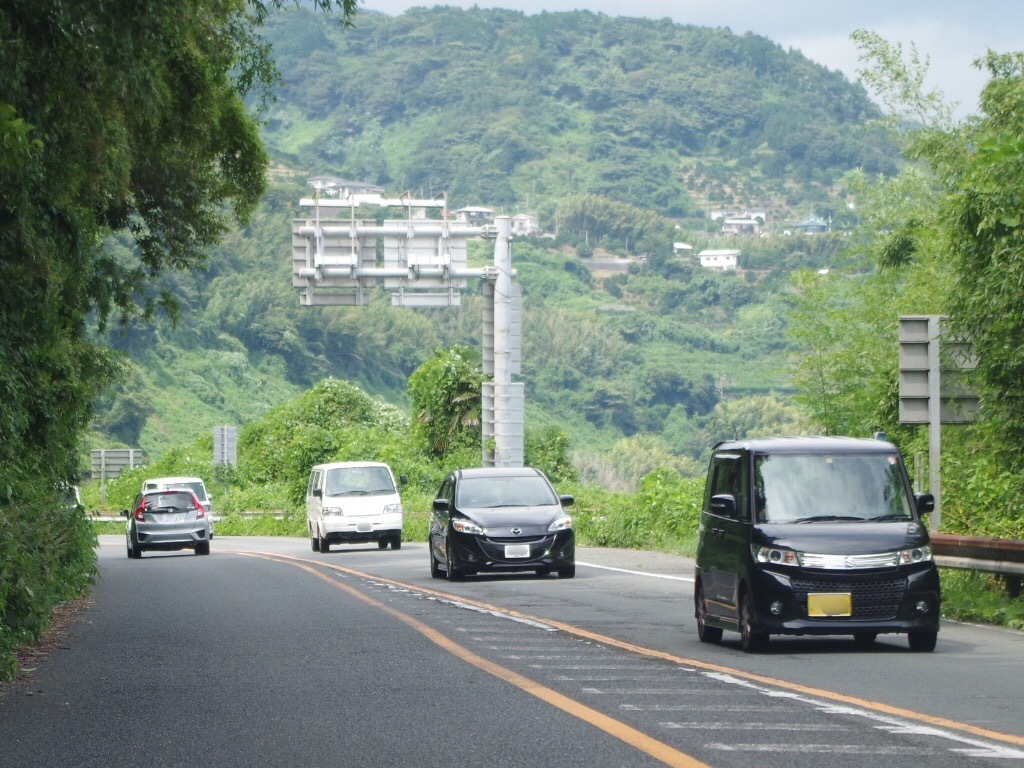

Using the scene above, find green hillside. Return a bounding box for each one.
[89,7,898,476]
[260,7,896,222]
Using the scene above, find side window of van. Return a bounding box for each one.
[307,470,321,497]
[707,453,749,521]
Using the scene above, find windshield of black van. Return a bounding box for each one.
[753,453,913,524]
[325,466,396,496]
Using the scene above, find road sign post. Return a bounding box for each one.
[898,315,978,531]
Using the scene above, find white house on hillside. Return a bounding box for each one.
[698,249,740,271]
[512,213,540,236]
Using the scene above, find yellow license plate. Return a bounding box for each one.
[807,593,852,617]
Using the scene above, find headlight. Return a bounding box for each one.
[452,518,484,535]
[548,516,573,532]
[383,503,402,515]
[323,506,344,516]
[899,544,933,564]
[752,545,799,566]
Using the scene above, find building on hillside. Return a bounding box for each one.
[673,242,694,256]
[698,249,740,271]
[454,206,495,223]
[720,214,761,236]
[511,213,540,236]
[306,176,386,199]
[794,216,829,234]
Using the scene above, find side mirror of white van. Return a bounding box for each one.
[312,488,323,498]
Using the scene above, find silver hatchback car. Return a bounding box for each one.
[124,489,212,558]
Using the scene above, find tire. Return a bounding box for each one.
[378,539,389,550]
[430,543,444,579]
[128,528,142,559]
[740,592,769,653]
[535,567,551,577]
[557,565,575,579]
[391,535,402,551]
[195,541,210,556]
[311,527,320,552]
[696,583,723,644]
[908,629,938,652]
[853,632,877,646]
[319,529,330,553]
[445,537,463,581]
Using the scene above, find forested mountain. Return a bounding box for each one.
[89,6,900,481]
[260,6,897,222]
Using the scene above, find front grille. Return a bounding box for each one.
[792,576,908,620]
[488,536,544,544]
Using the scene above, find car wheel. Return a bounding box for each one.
[907,629,937,652]
[319,529,330,553]
[853,632,877,646]
[445,537,463,581]
[391,535,402,550]
[195,541,210,555]
[696,583,723,644]
[740,592,768,653]
[557,565,575,579]
[128,528,142,559]
[430,544,444,579]
[310,526,320,552]
[378,539,389,550]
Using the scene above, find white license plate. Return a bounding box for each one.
[504,544,531,558]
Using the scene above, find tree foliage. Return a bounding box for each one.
[0,0,355,680]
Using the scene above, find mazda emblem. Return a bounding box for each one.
[510,527,522,535]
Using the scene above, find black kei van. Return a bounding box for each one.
[694,437,940,653]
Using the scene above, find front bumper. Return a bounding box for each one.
[749,563,941,635]
[449,529,575,573]
[321,515,402,544]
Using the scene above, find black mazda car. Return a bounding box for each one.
[429,467,575,580]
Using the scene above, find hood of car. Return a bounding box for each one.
[459,505,564,531]
[753,521,928,555]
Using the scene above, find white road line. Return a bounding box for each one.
[577,561,694,582]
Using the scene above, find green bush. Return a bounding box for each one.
[0,495,97,680]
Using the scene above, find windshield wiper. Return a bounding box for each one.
[788,515,865,523]
[864,513,913,522]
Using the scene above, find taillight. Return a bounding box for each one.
[196,506,205,518]
[134,504,146,521]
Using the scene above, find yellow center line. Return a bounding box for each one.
[237,550,1024,750]
[244,552,710,768]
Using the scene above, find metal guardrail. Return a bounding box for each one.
[930,533,1024,578]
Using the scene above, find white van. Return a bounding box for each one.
[306,462,403,552]
[143,476,214,537]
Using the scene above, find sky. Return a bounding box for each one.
[360,0,1024,119]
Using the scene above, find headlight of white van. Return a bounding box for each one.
[752,545,799,566]
[899,544,933,564]
[323,506,344,516]
[383,503,402,515]
[548,516,573,532]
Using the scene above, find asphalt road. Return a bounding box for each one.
[1,536,1022,767]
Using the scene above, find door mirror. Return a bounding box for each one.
[559,494,575,508]
[312,488,322,498]
[709,493,738,518]
[914,493,935,515]
[399,474,408,486]
[432,498,450,513]
[120,509,130,518]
